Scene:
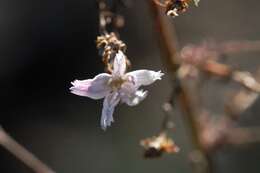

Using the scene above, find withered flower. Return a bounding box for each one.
[166,0,189,17]
[140,133,179,158]
[154,0,200,17]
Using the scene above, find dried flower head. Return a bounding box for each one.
[166,0,189,17]
[154,0,200,17]
[140,133,179,158]
[96,32,129,73]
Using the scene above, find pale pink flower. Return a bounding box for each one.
[70,51,164,130]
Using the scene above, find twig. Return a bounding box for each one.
[0,126,56,173]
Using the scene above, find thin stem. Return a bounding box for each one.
[0,126,56,173]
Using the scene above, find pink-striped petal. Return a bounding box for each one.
[70,73,112,100]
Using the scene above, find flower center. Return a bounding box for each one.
[108,77,126,90]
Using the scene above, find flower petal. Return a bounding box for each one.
[119,82,148,106]
[112,50,126,77]
[101,92,120,130]
[126,70,164,88]
[125,90,148,106]
[120,81,136,95]
[70,73,111,99]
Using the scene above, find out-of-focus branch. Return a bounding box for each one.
[220,40,260,55]
[149,0,179,76]
[198,115,260,152]
[203,61,260,93]
[195,69,260,153]
[149,1,260,173]
[225,127,260,146]
[0,126,55,173]
[148,1,212,173]
[232,71,260,92]
[226,89,259,120]
[196,70,260,152]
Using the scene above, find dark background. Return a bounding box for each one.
[0,0,260,173]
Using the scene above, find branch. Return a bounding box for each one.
[0,126,56,173]
[148,1,213,173]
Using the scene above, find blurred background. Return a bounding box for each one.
[0,0,260,173]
